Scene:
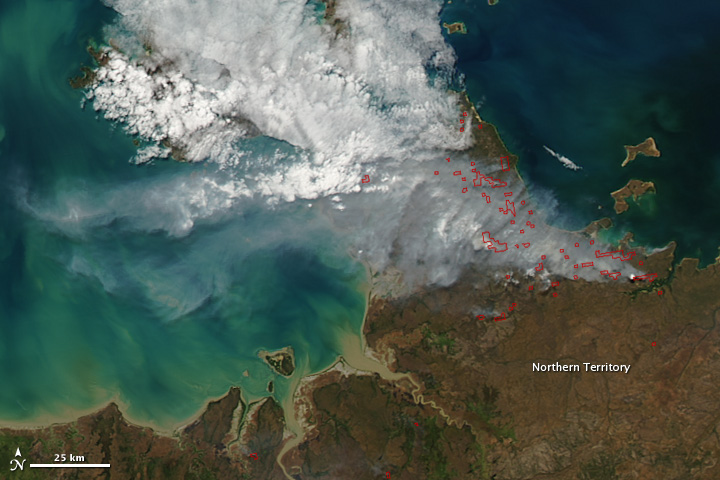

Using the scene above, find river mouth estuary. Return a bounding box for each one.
[2,1,720,479]
[0,0,370,431]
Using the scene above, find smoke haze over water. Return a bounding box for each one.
[77,0,639,287]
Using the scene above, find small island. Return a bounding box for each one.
[611,179,656,214]
[258,346,295,377]
[621,137,661,167]
[442,22,467,35]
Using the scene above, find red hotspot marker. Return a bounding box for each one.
[651,341,656,346]
[499,156,510,171]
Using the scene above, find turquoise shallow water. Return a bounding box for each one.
[7,0,719,429]
[441,0,720,264]
[0,0,366,427]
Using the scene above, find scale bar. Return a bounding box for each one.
[31,464,110,468]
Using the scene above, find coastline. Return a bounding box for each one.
[0,93,682,436]
[275,276,478,477]
[5,0,720,477]
[2,93,716,478]
[0,266,375,470]
[611,179,656,214]
[0,385,252,438]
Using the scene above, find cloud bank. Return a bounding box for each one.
[71,0,641,288]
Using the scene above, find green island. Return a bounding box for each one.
[259,346,296,377]
[4,88,720,479]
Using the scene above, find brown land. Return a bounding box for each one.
[442,22,467,35]
[68,46,109,89]
[354,243,720,479]
[621,137,661,167]
[0,387,287,479]
[320,0,348,37]
[6,84,720,479]
[7,242,720,479]
[583,216,613,236]
[611,179,656,214]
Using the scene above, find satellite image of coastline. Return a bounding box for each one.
[2,0,720,479]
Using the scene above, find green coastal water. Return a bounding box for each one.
[12,0,717,432]
[0,0,367,428]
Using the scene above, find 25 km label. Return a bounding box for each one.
[55,454,85,462]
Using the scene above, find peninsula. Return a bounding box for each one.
[611,179,656,214]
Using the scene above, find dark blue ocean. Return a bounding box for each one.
[442,0,720,264]
[1,0,719,431]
